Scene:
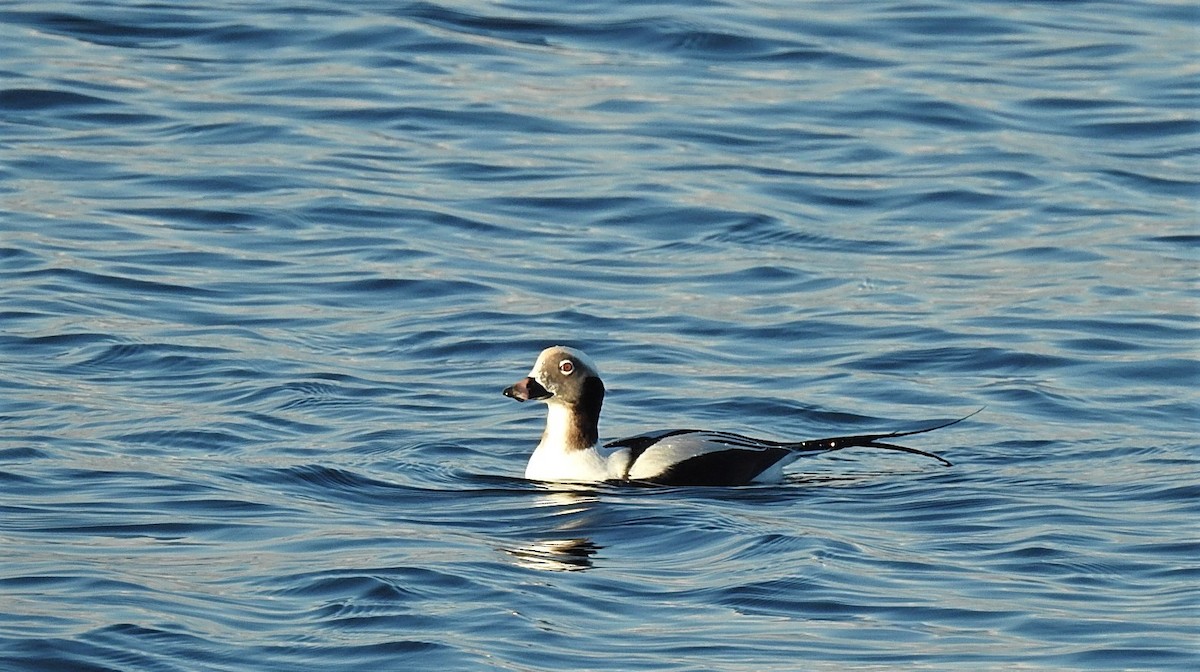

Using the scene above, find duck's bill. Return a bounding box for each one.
[503,376,551,402]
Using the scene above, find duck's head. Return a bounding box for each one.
[503,345,604,409]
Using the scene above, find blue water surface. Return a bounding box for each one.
[2,1,1198,670]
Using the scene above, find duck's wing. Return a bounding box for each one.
[605,430,795,486]
[604,411,977,486]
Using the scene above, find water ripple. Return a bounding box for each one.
[2,0,1197,670]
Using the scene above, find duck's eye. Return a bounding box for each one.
[558,360,575,375]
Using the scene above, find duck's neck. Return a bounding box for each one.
[525,402,604,482]
[525,378,607,482]
[543,376,604,451]
[541,400,599,452]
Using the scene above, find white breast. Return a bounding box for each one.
[523,404,609,482]
[524,445,609,482]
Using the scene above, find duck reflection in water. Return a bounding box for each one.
[505,537,601,572]
[502,490,602,571]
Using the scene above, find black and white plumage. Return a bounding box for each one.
[503,346,973,486]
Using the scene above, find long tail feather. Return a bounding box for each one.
[858,441,953,467]
[783,408,982,466]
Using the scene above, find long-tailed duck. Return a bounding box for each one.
[504,345,973,485]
